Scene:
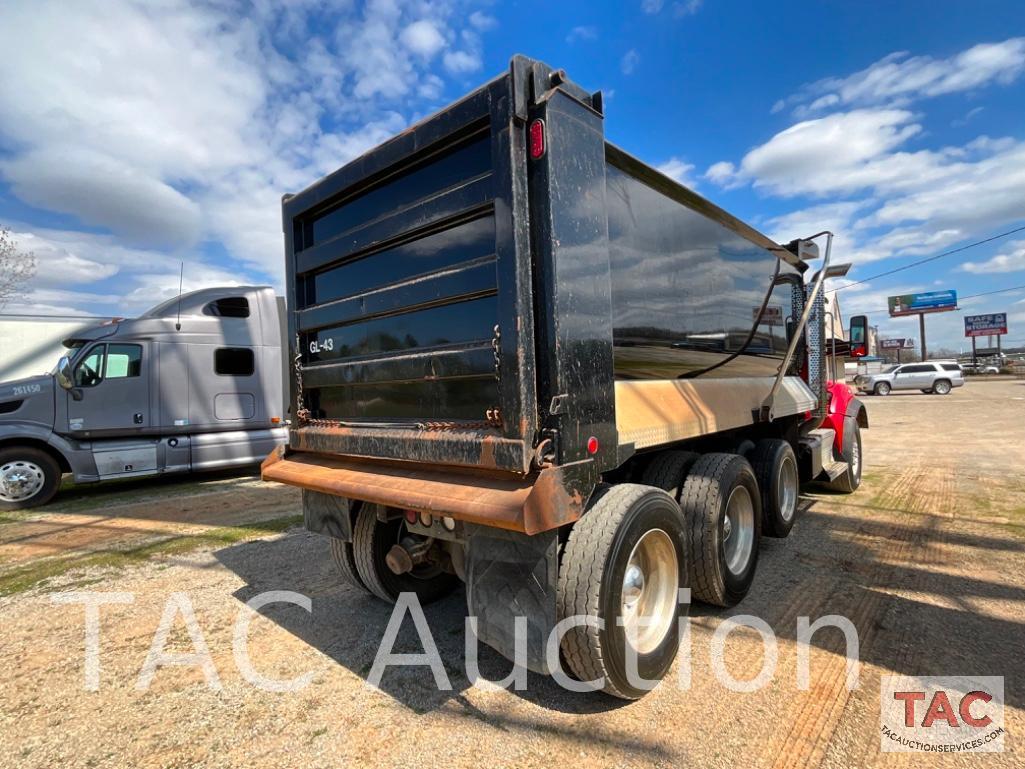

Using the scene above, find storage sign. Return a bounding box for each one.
[887,291,957,317]
[964,313,1007,337]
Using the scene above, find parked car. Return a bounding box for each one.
[855,361,964,395]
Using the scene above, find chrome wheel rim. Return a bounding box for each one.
[851,434,861,476]
[777,455,798,523]
[936,382,949,394]
[0,460,45,503]
[723,486,755,576]
[620,528,678,655]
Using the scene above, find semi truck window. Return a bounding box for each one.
[215,347,255,377]
[105,345,142,378]
[204,297,250,318]
[74,346,105,387]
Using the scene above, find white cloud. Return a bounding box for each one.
[642,0,664,13]
[621,49,640,75]
[672,0,703,17]
[657,158,697,187]
[704,160,737,186]
[961,241,1025,273]
[0,0,499,315]
[443,50,482,74]
[3,149,202,247]
[9,230,120,288]
[732,109,923,197]
[400,20,446,58]
[566,26,598,44]
[779,38,1025,116]
[468,11,496,30]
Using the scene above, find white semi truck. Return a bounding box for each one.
[0,286,288,509]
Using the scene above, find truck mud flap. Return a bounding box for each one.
[261,448,598,535]
[465,527,558,675]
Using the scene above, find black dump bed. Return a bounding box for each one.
[281,56,808,480]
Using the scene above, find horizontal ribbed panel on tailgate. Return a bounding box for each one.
[293,125,500,424]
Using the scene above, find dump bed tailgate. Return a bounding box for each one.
[282,68,539,473]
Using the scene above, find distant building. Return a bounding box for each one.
[0,313,115,381]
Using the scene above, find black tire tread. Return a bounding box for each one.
[826,419,862,493]
[329,537,369,593]
[557,483,661,699]
[640,451,699,500]
[680,453,749,606]
[351,503,397,603]
[748,439,797,538]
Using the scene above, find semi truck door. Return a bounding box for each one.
[67,343,151,435]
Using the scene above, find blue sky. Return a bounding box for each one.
[1,0,1024,351]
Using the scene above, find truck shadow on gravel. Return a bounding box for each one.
[215,497,1025,714]
[215,529,637,719]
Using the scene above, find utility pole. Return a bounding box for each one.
[972,336,977,367]
[919,312,927,361]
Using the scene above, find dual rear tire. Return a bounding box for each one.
[330,502,458,605]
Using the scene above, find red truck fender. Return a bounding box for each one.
[824,380,868,453]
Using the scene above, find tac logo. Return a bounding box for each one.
[879,675,1005,753]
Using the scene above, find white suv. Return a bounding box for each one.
[855,361,965,396]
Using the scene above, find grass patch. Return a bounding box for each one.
[0,513,302,597]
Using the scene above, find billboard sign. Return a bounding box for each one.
[879,338,915,350]
[887,290,957,317]
[964,313,1008,338]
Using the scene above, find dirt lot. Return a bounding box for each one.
[1,380,1024,768]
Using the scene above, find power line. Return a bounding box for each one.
[828,224,1025,293]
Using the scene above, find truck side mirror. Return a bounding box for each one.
[849,315,868,358]
[56,356,73,390]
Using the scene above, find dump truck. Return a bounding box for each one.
[0,286,288,508]
[263,56,869,698]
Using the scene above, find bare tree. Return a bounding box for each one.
[0,226,37,311]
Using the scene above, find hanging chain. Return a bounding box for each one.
[486,323,503,428]
[293,333,311,423]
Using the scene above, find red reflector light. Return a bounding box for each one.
[586,436,599,454]
[529,119,545,159]
[404,510,417,525]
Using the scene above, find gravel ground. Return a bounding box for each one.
[1,380,1023,768]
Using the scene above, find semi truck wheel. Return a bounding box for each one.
[680,453,761,607]
[640,450,699,500]
[557,484,688,699]
[351,503,458,605]
[826,417,862,493]
[0,447,61,510]
[749,440,799,538]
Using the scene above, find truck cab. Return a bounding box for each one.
[0,286,288,509]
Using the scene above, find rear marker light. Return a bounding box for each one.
[442,516,456,532]
[586,436,599,454]
[419,511,433,527]
[404,510,417,525]
[529,119,546,159]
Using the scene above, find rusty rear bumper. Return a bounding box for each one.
[261,447,596,535]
